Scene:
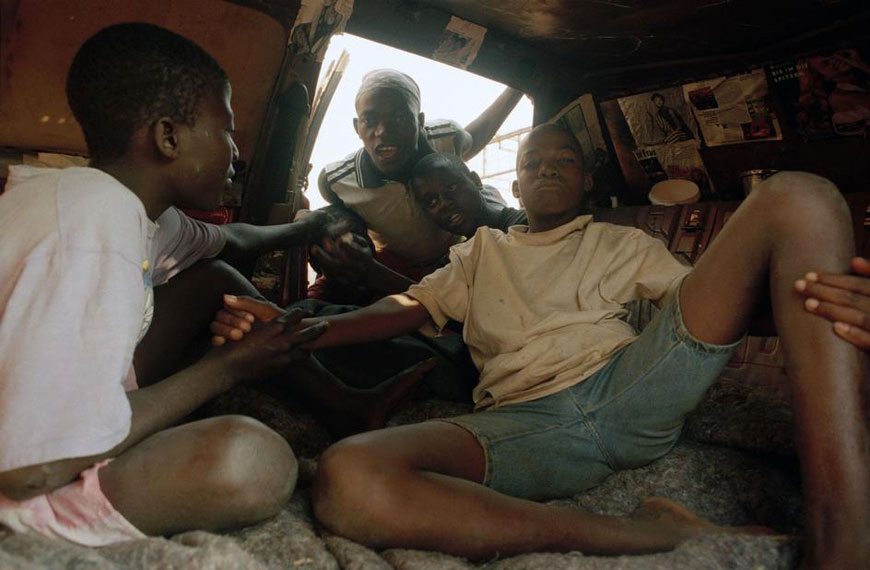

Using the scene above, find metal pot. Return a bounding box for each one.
[739,169,779,196]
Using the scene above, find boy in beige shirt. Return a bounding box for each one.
[222,123,868,569]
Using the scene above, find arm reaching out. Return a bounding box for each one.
[302,294,431,349]
[210,294,431,351]
[795,256,870,349]
[218,210,327,267]
[462,87,524,161]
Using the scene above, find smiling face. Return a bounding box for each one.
[174,82,239,210]
[354,87,423,178]
[411,159,483,236]
[516,124,591,232]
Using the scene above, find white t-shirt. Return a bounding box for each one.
[406,216,691,410]
[0,166,225,472]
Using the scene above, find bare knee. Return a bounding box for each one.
[312,437,399,544]
[750,171,849,228]
[199,415,297,525]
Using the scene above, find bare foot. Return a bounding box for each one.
[361,358,437,431]
[631,497,776,539]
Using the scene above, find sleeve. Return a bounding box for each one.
[0,246,141,471]
[318,168,343,206]
[150,208,227,287]
[426,119,472,157]
[600,228,691,308]
[405,241,474,330]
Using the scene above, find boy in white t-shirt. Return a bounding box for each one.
[0,23,331,546]
[224,123,869,568]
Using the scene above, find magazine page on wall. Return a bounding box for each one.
[770,45,870,140]
[683,68,783,146]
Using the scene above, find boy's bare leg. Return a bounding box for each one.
[134,259,260,388]
[677,172,870,569]
[99,415,296,535]
[314,421,743,559]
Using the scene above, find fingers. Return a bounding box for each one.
[795,275,870,312]
[803,296,870,330]
[276,307,314,328]
[210,320,245,342]
[223,294,282,322]
[271,320,330,352]
[833,322,870,351]
[851,256,870,277]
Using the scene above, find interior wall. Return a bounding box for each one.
[0,0,288,163]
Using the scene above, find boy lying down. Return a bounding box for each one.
[218,123,869,569]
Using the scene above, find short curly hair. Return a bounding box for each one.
[66,22,228,162]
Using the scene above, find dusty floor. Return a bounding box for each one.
[0,380,803,569]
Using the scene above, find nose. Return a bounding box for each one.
[231,137,240,162]
[432,193,452,216]
[538,160,558,178]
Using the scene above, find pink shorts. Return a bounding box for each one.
[0,460,145,546]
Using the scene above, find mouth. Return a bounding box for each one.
[446,212,465,229]
[534,181,563,192]
[375,144,401,162]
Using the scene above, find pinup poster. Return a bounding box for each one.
[617,86,699,147]
[606,89,714,200]
[770,46,870,140]
[682,69,782,146]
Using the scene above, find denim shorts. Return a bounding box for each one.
[441,290,741,501]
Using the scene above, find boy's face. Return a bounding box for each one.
[175,83,239,210]
[516,125,589,224]
[411,164,482,236]
[354,88,423,177]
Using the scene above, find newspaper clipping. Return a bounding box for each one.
[683,69,782,146]
[432,16,487,70]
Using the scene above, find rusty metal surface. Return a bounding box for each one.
[418,0,868,74]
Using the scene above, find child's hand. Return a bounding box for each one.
[310,232,375,285]
[795,257,870,350]
[212,310,329,381]
[210,295,283,346]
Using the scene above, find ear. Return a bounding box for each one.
[583,172,594,193]
[470,171,483,188]
[511,180,520,198]
[417,111,425,131]
[353,117,360,137]
[152,117,181,160]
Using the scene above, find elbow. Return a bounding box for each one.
[0,465,59,501]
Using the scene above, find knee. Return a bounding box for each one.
[191,259,258,297]
[312,438,395,541]
[750,171,849,227]
[199,415,298,523]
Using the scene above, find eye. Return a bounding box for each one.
[559,156,576,164]
[521,159,540,170]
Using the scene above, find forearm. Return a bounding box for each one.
[304,295,431,349]
[463,87,524,160]
[0,357,236,500]
[219,220,315,265]
[364,260,417,296]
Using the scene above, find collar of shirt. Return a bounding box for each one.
[508,215,593,245]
